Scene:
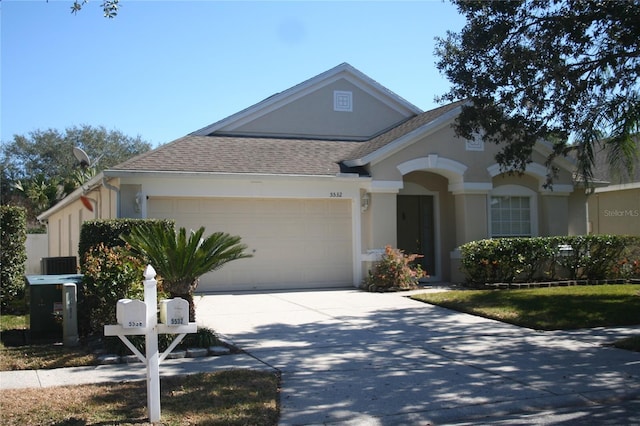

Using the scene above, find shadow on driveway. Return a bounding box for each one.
[195,290,640,425]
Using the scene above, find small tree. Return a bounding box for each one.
[121,224,252,321]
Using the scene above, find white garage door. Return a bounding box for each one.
[147,197,353,292]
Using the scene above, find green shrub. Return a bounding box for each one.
[0,206,27,312]
[80,243,167,337]
[78,218,174,262]
[362,245,427,292]
[460,235,640,285]
[612,244,640,279]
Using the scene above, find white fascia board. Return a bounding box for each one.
[594,182,640,193]
[342,64,423,116]
[345,105,461,167]
[105,169,352,182]
[191,63,421,136]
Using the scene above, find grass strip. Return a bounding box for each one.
[411,284,640,330]
[0,370,280,426]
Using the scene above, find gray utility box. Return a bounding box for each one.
[25,274,83,339]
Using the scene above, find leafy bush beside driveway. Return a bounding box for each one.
[460,235,640,285]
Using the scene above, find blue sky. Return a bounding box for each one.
[2,1,465,148]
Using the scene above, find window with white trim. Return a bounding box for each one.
[489,185,537,237]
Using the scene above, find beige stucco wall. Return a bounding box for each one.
[45,180,118,259]
[225,79,409,140]
[539,195,569,236]
[368,192,397,248]
[588,186,640,235]
[367,122,588,282]
[454,193,489,244]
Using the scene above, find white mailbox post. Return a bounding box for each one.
[104,265,197,423]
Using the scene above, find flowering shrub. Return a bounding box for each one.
[363,245,427,292]
[80,243,166,337]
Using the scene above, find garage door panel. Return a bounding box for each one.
[147,197,353,291]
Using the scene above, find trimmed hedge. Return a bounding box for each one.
[78,218,174,262]
[460,235,640,285]
[0,206,27,312]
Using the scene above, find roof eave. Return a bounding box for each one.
[105,169,361,181]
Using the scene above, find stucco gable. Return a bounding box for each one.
[191,63,422,140]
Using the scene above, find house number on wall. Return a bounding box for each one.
[330,192,343,198]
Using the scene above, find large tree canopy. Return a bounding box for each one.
[435,0,640,186]
[1,125,151,223]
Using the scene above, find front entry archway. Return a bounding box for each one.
[397,195,436,278]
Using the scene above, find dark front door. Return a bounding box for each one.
[397,195,436,277]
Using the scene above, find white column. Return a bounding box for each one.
[143,265,161,423]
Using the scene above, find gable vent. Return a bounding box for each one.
[334,90,353,112]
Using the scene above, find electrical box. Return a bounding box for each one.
[159,298,189,326]
[25,274,82,340]
[116,299,147,328]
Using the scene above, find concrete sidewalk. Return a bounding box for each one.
[2,287,639,425]
[0,352,274,390]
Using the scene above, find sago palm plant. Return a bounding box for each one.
[121,223,251,321]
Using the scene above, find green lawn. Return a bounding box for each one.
[411,284,640,330]
[0,370,280,426]
[0,315,280,425]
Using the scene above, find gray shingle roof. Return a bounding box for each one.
[110,102,464,177]
[111,135,359,176]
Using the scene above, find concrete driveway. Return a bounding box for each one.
[194,288,640,425]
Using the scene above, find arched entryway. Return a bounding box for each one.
[396,155,467,282]
[396,173,453,281]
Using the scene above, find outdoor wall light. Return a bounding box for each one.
[361,192,371,212]
[134,192,143,213]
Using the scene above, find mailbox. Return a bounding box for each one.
[116,299,147,328]
[160,298,189,326]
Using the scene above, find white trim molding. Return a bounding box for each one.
[397,154,467,184]
[487,162,574,193]
[365,180,404,193]
[448,182,493,195]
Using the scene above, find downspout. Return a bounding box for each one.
[102,177,120,218]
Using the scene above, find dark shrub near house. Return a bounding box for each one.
[460,235,640,285]
[0,206,27,312]
[77,219,174,338]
